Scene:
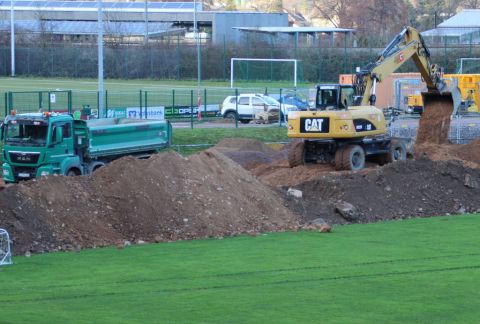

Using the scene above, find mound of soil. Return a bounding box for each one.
[0,150,299,255]
[252,161,336,187]
[454,138,480,164]
[415,137,480,168]
[285,158,480,225]
[214,138,288,170]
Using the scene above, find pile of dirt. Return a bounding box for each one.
[214,138,288,170]
[414,138,480,168]
[285,158,480,225]
[0,149,300,255]
[455,138,480,163]
[252,161,336,187]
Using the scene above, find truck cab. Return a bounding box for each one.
[1,113,80,182]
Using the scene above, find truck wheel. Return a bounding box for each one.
[389,140,407,162]
[240,119,251,124]
[334,147,345,171]
[224,111,237,121]
[342,145,365,171]
[378,140,407,165]
[66,168,80,177]
[288,141,305,167]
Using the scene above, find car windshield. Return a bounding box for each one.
[262,96,279,105]
[5,120,48,147]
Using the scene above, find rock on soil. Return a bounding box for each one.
[0,149,299,255]
[285,158,480,224]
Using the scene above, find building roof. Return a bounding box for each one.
[0,20,183,36]
[422,27,479,38]
[437,9,480,28]
[0,1,201,13]
[232,27,355,34]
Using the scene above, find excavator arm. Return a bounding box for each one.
[355,27,446,106]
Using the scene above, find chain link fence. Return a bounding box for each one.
[1,86,312,127]
[1,35,480,83]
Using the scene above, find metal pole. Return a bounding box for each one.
[194,1,201,93]
[144,0,149,45]
[194,0,202,119]
[230,58,234,88]
[98,0,104,118]
[10,0,15,77]
[294,60,297,88]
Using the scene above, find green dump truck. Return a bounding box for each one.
[1,113,172,183]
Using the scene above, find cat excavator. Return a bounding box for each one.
[287,26,461,171]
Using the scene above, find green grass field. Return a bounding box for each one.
[2,214,480,323]
[0,77,314,92]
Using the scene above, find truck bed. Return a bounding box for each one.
[74,118,171,159]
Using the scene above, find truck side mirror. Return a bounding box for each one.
[56,126,63,144]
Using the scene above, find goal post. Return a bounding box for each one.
[456,58,480,74]
[0,228,12,266]
[230,58,299,88]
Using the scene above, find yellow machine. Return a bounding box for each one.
[287,26,457,171]
[407,74,479,113]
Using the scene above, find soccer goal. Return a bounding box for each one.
[456,58,480,74]
[230,58,300,88]
[0,229,12,266]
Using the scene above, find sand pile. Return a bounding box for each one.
[0,150,299,255]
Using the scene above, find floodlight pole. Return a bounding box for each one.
[144,0,149,45]
[10,0,15,77]
[194,0,201,97]
[98,0,104,118]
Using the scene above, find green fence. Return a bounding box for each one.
[2,87,310,127]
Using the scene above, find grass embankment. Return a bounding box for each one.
[172,126,288,155]
[2,215,480,322]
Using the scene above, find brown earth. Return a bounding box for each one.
[415,94,453,145]
[284,158,480,225]
[218,139,480,225]
[2,133,480,257]
[0,149,300,255]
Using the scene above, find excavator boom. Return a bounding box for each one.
[355,27,446,106]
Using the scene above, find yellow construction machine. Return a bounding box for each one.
[287,26,460,171]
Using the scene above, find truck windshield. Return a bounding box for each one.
[5,121,48,147]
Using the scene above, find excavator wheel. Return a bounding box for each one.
[288,141,305,168]
[378,140,407,165]
[334,147,346,171]
[341,145,365,171]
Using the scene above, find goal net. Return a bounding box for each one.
[230,58,302,88]
[0,229,12,266]
[456,58,480,74]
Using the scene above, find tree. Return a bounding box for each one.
[460,0,480,8]
[251,0,283,13]
[311,0,409,43]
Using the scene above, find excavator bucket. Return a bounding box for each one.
[416,90,460,145]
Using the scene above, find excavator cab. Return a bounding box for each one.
[315,84,355,110]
